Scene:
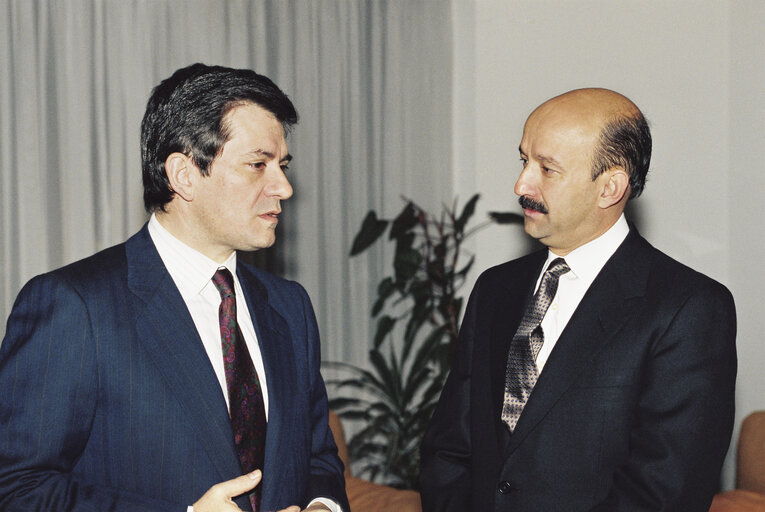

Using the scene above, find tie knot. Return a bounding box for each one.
[212,268,236,298]
[546,258,570,278]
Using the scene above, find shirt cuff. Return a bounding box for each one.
[191,498,340,511]
[308,497,343,512]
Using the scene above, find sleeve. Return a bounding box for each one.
[589,280,737,511]
[0,274,185,512]
[297,284,351,512]
[419,276,482,511]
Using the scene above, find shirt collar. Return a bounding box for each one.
[544,214,629,283]
[148,213,237,297]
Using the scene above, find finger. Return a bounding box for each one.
[219,469,262,498]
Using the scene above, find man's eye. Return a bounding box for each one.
[280,164,290,172]
[520,157,528,167]
[249,162,266,170]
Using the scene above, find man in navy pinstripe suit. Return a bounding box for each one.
[0,64,348,512]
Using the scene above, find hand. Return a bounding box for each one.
[193,470,262,512]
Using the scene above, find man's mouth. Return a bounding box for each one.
[518,196,548,215]
[260,210,281,222]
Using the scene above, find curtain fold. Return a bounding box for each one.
[0,0,453,368]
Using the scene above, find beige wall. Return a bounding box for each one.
[452,0,765,489]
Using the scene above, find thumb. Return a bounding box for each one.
[221,469,262,498]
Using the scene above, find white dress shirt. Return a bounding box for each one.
[535,214,630,372]
[148,214,340,512]
[148,214,270,414]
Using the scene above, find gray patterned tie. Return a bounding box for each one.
[501,258,570,432]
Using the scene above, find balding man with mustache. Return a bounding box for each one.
[420,88,737,512]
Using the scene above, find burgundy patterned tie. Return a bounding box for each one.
[212,268,267,512]
[501,258,570,432]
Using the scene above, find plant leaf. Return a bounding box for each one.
[454,255,475,279]
[389,201,419,240]
[409,324,449,378]
[327,397,364,410]
[401,364,432,405]
[329,366,396,405]
[394,247,422,284]
[409,278,432,304]
[350,211,389,255]
[401,302,431,364]
[369,348,399,405]
[373,315,396,349]
[336,409,373,421]
[454,193,480,233]
[371,277,397,317]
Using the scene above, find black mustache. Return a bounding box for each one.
[518,196,548,214]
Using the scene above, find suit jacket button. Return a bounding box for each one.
[498,480,514,494]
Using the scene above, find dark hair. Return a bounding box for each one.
[140,63,298,212]
[591,113,651,199]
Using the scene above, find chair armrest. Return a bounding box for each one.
[710,490,765,512]
[346,476,421,512]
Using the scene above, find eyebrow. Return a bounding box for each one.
[245,149,293,162]
[518,146,562,168]
[538,155,562,167]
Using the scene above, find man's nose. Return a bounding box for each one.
[267,165,293,200]
[514,166,535,197]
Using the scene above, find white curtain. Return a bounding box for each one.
[0,0,453,368]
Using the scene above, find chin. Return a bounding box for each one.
[253,237,276,251]
[235,238,275,253]
[523,222,540,238]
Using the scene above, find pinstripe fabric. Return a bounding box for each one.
[0,226,349,511]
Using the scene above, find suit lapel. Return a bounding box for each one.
[504,230,651,456]
[125,226,242,482]
[236,264,298,506]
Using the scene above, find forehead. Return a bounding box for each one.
[222,103,288,153]
[520,102,601,163]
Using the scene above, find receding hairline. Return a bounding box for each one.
[535,88,642,126]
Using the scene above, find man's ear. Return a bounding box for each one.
[165,152,195,202]
[598,167,630,209]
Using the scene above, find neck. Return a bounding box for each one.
[154,210,234,263]
[548,212,625,257]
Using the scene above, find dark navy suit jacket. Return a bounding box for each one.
[0,225,349,512]
[420,228,737,511]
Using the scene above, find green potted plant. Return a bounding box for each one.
[327,194,521,489]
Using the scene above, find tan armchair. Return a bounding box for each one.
[328,411,422,512]
[710,411,765,511]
